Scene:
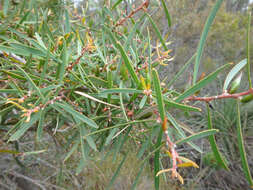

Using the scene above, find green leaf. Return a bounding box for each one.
[176,63,231,102]
[100,88,143,94]
[137,138,150,159]
[63,140,79,162]
[0,45,44,58]
[206,104,229,170]
[193,0,223,84]
[152,69,165,190]
[166,112,202,153]
[65,9,70,33]
[86,134,97,151]
[106,28,140,86]
[223,59,247,91]
[236,100,253,186]
[15,65,44,100]
[119,82,128,121]
[36,110,45,142]
[9,111,41,141]
[161,0,171,27]
[10,43,47,57]
[54,102,98,128]
[246,11,252,88]
[23,149,47,156]
[106,153,127,190]
[35,32,47,50]
[87,75,108,87]
[105,128,119,146]
[167,53,196,88]
[146,13,167,50]
[111,0,123,9]
[85,119,155,137]
[56,40,68,83]
[229,72,242,94]
[163,96,201,112]
[131,163,146,190]
[152,69,165,121]
[3,0,9,17]
[0,89,22,93]
[175,129,218,145]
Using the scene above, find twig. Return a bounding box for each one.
[115,0,149,27]
[67,47,88,71]
[185,88,253,102]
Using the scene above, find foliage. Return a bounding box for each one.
[0,0,253,189]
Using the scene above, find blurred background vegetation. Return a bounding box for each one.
[0,0,253,189]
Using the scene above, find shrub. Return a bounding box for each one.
[0,0,252,189]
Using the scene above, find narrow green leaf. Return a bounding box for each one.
[166,112,202,153]
[111,0,123,9]
[163,96,201,112]
[161,0,171,27]
[9,111,41,141]
[119,82,129,121]
[105,128,119,146]
[23,149,47,156]
[146,13,167,50]
[3,0,9,17]
[36,110,45,142]
[152,69,165,190]
[246,11,252,88]
[56,40,67,83]
[152,69,165,121]
[0,45,44,58]
[124,14,146,50]
[236,100,253,186]
[15,65,44,100]
[35,32,47,50]
[85,119,155,137]
[131,163,146,190]
[65,9,70,33]
[175,129,218,145]
[167,53,196,88]
[87,75,108,87]
[193,0,223,84]
[0,89,21,93]
[106,28,140,86]
[137,138,150,159]
[10,43,47,57]
[176,63,231,102]
[63,140,79,162]
[207,104,229,170]
[100,88,143,94]
[139,95,147,109]
[54,102,98,128]
[223,59,247,91]
[106,153,127,190]
[86,135,97,151]
[76,138,87,175]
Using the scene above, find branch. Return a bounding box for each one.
[185,88,253,102]
[115,0,149,27]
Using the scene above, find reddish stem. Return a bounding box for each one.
[185,88,253,102]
